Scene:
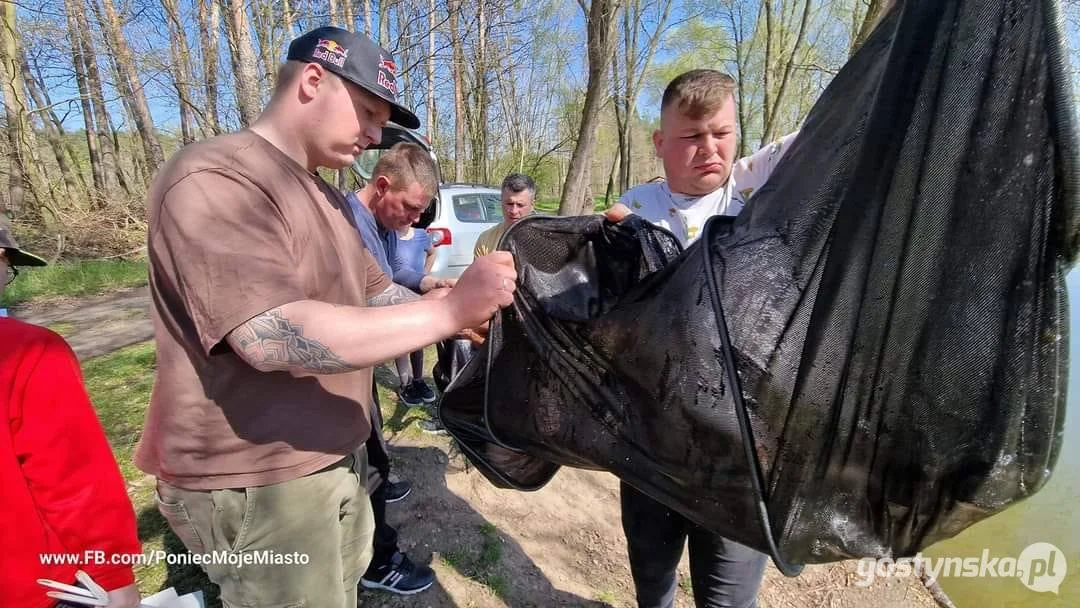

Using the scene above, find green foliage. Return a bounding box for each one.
[1,258,148,307]
[535,197,610,215]
[646,17,734,106]
[648,2,855,151]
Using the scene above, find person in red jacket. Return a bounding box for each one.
[0,228,142,607]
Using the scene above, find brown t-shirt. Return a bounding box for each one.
[135,130,391,490]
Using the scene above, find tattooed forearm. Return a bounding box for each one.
[228,308,357,374]
[368,282,421,307]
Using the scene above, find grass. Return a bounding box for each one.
[81,342,220,603]
[595,589,619,604]
[535,196,612,215]
[2,258,148,307]
[679,574,693,596]
[375,345,443,437]
[439,522,509,599]
[83,342,156,482]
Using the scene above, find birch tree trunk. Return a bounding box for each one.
[426,0,436,140]
[162,0,199,145]
[66,0,123,197]
[558,0,620,216]
[449,0,466,181]
[222,0,263,127]
[251,0,277,88]
[94,0,166,174]
[761,0,813,144]
[284,0,296,36]
[199,0,222,135]
[851,0,888,56]
[474,0,488,183]
[21,50,84,199]
[1,1,27,216]
[378,0,390,45]
[617,0,671,192]
[343,0,354,29]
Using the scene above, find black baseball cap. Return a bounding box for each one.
[0,225,47,267]
[287,26,420,129]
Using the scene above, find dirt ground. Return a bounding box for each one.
[363,436,943,608]
[15,286,154,359]
[17,287,948,608]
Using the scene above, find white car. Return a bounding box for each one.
[352,123,503,278]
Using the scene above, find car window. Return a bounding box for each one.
[453,193,503,223]
[481,194,504,222]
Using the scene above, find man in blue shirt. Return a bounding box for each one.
[347,143,454,406]
[347,143,453,297]
[346,142,453,596]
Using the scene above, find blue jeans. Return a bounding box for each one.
[620,482,767,608]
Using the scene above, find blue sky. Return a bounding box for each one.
[18,1,1080,137]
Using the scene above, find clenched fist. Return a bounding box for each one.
[445,252,517,330]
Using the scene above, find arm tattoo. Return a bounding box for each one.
[368,282,421,307]
[229,308,356,374]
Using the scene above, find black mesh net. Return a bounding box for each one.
[439,0,1078,572]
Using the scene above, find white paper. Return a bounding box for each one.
[140,587,205,608]
[139,588,179,605]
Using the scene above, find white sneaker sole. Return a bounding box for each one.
[385,486,412,503]
[360,577,434,595]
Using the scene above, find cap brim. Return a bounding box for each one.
[5,248,48,267]
[349,79,420,129]
[389,104,421,130]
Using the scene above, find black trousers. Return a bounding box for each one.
[620,482,767,608]
[366,385,398,571]
[368,480,399,569]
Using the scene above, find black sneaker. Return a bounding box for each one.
[384,479,412,504]
[398,382,424,407]
[412,380,437,404]
[361,552,435,595]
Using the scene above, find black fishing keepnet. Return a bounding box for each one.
[439,0,1078,570]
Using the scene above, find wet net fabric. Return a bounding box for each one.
[439,0,1078,571]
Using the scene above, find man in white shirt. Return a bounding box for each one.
[605,69,796,608]
[609,82,794,247]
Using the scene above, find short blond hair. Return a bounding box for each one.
[372,143,439,198]
[660,70,737,120]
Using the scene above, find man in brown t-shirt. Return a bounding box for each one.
[137,27,516,608]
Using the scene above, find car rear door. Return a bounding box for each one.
[444,191,503,271]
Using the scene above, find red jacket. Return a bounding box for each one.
[0,318,141,607]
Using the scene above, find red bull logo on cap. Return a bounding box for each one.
[314,38,349,68]
[377,72,398,96]
[377,54,398,96]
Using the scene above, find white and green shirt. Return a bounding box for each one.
[618,133,797,246]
